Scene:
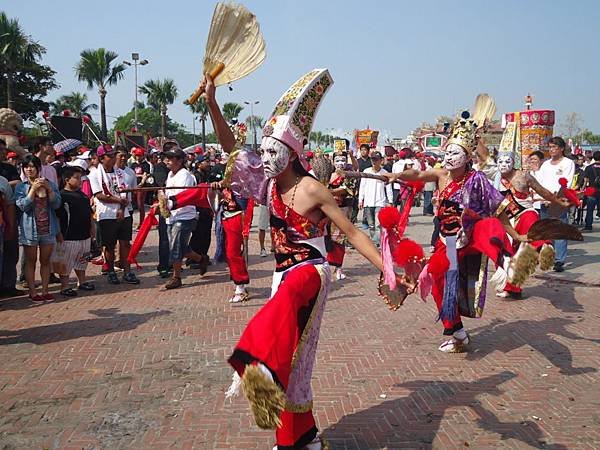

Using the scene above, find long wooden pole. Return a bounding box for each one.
[117,184,211,193]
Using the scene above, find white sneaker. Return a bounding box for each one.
[260,249,268,258]
[335,269,346,280]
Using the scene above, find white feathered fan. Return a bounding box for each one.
[188,2,266,104]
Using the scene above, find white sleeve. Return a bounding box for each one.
[359,177,366,203]
[563,159,575,186]
[89,170,102,195]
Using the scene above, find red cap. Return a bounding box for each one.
[132,147,145,157]
[305,151,314,158]
[194,146,203,154]
[6,151,17,159]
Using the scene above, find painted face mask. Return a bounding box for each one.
[442,143,468,170]
[333,156,347,170]
[260,137,291,178]
[497,154,514,175]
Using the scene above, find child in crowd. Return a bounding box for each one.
[56,166,95,296]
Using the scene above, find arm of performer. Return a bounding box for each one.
[525,173,571,208]
[202,74,236,154]
[310,180,383,272]
[498,210,528,243]
[386,168,444,184]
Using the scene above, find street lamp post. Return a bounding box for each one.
[244,100,260,149]
[123,53,149,132]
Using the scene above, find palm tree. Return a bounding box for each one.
[185,97,209,150]
[50,91,98,116]
[139,78,178,138]
[0,12,44,109]
[222,102,244,124]
[245,115,265,148]
[75,48,126,140]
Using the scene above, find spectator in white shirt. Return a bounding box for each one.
[359,151,393,245]
[90,144,140,285]
[158,147,203,290]
[536,137,575,272]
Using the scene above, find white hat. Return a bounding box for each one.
[77,150,91,160]
[67,159,89,171]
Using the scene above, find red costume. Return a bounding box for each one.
[228,181,330,449]
[426,170,514,335]
[499,178,550,295]
[220,188,250,285]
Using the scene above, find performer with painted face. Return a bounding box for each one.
[327,144,359,280]
[201,70,384,450]
[387,107,528,353]
[495,149,570,299]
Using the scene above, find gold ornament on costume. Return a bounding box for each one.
[447,93,497,155]
[222,122,247,186]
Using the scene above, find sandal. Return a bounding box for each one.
[228,291,249,303]
[165,277,182,290]
[60,288,78,297]
[438,334,470,353]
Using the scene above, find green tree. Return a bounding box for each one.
[138,78,178,138]
[75,48,126,140]
[582,129,600,145]
[245,115,264,148]
[222,102,244,123]
[50,91,98,116]
[0,59,58,121]
[0,12,46,109]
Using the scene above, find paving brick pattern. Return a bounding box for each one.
[0,214,599,449]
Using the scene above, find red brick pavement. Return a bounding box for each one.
[0,214,599,449]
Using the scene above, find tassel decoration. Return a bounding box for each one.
[241,364,286,430]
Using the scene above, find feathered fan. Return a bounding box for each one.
[188,2,266,104]
[472,93,497,129]
[527,218,583,242]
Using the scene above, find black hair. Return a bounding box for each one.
[163,141,179,152]
[593,151,600,161]
[529,151,545,161]
[62,166,82,181]
[549,136,566,150]
[0,138,6,146]
[29,136,52,154]
[359,143,370,151]
[114,144,127,153]
[22,154,42,172]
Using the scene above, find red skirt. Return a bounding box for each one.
[228,263,328,449]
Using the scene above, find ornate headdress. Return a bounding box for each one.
[262,68,334,160]
[446,111,478,155]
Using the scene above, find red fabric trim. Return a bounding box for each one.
[326,242,345,267]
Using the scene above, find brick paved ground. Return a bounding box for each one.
[0,213,599,450]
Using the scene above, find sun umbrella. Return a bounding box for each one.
[54,138,82,154]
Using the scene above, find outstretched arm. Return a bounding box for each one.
[526,173,570,208]
[201,74,236,153]
[311,180,383,271]
[386,168,443,184]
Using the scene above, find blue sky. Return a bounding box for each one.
[5,0,600,139]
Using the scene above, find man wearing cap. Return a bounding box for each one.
[159,146,204,289]
[359,151,393,246]
[89,144,140,285]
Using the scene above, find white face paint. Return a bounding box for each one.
[442,143,468,170]
[333,156,347,170]
[260,137,291,178]
[497,154,515,175]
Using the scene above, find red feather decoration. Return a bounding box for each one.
[558,177,581,207]
[391,238,424,267]
[427,250,450,275]
[378,206,401,230]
